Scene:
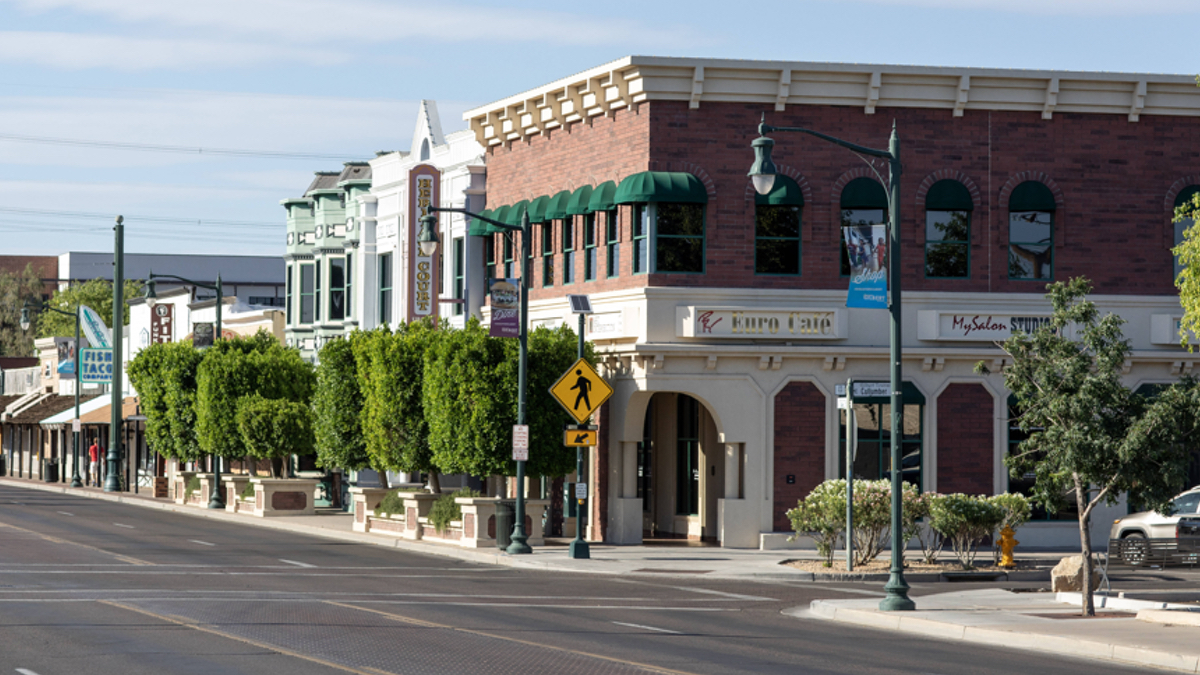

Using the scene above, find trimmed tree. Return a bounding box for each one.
[312,335,369,472]
[237,395,315,477]
[980,277,1200,615]
[127,340,205,462]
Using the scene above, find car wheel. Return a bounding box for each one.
[1121,532,1148,567]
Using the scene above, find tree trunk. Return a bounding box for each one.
[428,472,441,494]
[1075,474,1095,617]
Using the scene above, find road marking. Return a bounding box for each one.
[0,522,150,565]
[279,559,315,568]
[112,523,134,529]
[329,601,701,675]
[670,586,774,602]
[57,511,74,517]
[612,621,682,634]
[189,540,215,547]
[16,668,42,675]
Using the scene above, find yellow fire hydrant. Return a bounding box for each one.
[999,526,1019,568]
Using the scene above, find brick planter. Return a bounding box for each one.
[350,487,391,533]
[222,476,253,513]
[248,478,319,517]
[172,471,198,504]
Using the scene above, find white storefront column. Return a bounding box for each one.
[718,441,757,548]
[609,440,642,544]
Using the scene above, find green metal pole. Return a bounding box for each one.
[507,211,532,554]
[70,308,82,488]
[104,216,123,492]
[209,275,225,509]
[568,312,590,559]
[879,124,915,611]
[846,377,853,572]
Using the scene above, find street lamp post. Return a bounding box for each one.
[144,271,225,509]
[20,302,84,488]
[419,206,534,555]
[749,118,914,611]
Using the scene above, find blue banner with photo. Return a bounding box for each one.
[845,224,888,309]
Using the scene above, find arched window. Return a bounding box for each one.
[419,138,431,161]
[755,175,804,275]
[1007,181,1055,280]
[924,179,972,278]
[840,177,888,277]
[1174,186,1200,281]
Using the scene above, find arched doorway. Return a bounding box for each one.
[637,392,723,541]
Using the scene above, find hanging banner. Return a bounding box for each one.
[150,303,174,344]
[78,305,112,349]
[489,278,520,338]
[408,164,441,322]
[845,224,888,309]
[55,337,82,379]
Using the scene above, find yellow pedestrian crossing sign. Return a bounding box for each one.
[549,358,613,424]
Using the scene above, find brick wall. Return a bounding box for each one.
[773,382,826,531]
[936,383,995,495]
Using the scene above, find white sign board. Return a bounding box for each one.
[78,305,112,349]
[512,424,529,461]
[575,482,588,500]
[80,348,114,384]
[72,418,81,433]
[917,310,1053,342]
[677,306,845,340]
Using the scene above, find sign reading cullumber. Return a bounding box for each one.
[78,305,111,349]
[408,164,441,321]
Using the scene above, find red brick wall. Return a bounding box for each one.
[482,100,1200,296]
[773,381,826,531]
[936,383,995,495]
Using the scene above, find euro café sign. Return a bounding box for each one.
[676,307,847,340]
[80,348,114,384]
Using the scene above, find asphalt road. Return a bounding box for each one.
[0,485,1162,675]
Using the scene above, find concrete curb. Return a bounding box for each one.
[805,599,1200,673]
[1138,609,1200,627]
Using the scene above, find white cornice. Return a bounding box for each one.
[464,55,1200,147]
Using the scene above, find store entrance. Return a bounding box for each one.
[636,392,723,542]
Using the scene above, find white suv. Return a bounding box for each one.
[1109,487,1200,564]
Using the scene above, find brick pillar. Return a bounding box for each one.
[773,382,826,531]
[936,383,995,495]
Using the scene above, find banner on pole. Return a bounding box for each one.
[845,224,888,309]
[489,278,520,338]
[78,305,112,349]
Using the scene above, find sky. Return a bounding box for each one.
[0,0,1195,257]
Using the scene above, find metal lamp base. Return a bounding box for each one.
[506,530,532,555]
[70,475,83,488]
[879,573,916,611]
[568,540,590,559]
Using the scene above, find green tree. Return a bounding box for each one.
[1174,190,1200,348]
[36,278,143,339]
[237,395,315,477]
[127,340,204,461]
[312,335,369,472]
[979,277,1200,615]
[0,264,44,356]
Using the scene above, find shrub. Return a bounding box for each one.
[236,395,315,475]
[428,488,482,533]
[849,479,895,566]
[241,481,255,500]
[986,492,1032,564]
[928,493,1005,569]
[787,480,846,567]
[185,475,200,502]
[377,489,406,518]
[907,491,945,564]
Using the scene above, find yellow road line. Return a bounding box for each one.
[327,600,700,675]
[0,521,150,565]
[101,600,393,675]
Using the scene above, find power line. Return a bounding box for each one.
[0,206,278,229]
[0,133,362,161]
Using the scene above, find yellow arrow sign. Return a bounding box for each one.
[549,358,613,424]
[564,429,598,447]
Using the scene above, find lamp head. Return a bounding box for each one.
[144,278,158,308]
[748,134,778,196]
[418,214,439,257]
[19,307,30,332]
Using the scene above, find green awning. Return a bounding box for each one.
[566,185,594,216]
[467,208,493,237]
[1175,186,1200,209]
[755,175,804,206]
[504,200,529,227]
[1009,181,1056,212]
[488,205,511,234]
[614,171,708,205]
[528,195,551,222]
[587,181,617,213]
[925,179,973,211]
[545,190,572,220]
[852,381,926,405]
[840,177,888,210]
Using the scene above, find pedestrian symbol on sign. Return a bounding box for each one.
[570,370,592,411]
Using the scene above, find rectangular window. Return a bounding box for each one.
[755,205,802,275]
[839,402,922,491]
[655,203,705,273]
[299,263,314,324]
[314,263,322,322]
[541,223,554,287]
[1008,211,1053,280]
[584,213,598,281]
[632,205,648,275]
[379,253,392,324]
[345,253,353,318]
[285,264,293,324]
[676,394,700,516]
[329,257,346,321]
[1008,403,1076,520]
[562,217,575,284]
[606,210,620,278]
[452,237,464,317]
[637,405,652,512]
[840,208,887,276]
[503,233,514,279]
[925,211,970,278]
[485,236,496,280]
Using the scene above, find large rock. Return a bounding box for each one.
[1051,555,1101,592]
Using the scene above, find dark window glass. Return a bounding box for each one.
[562,217,575,284]
[925,211,970,278]
[1008,211,1053,280]
[299,264,314,324]
[1008,402,1077,520]
[839,402,922,491]
[314,263,321,322]
[329,257,345,321]
[345,253,353,318]
[755,205,801,275]
[840,208,886,276]
[606,210,620,278]
[379,253,392,324]
[676,394,700,516]
[485,236,496,280]
[452,237,464,317]
[656,203,704,273]
[541,223,554,287]
[632,205,648,274]
[637,403,653,512]
[285,264,293,325]
[503,233,514,279]
[584,213,598,281]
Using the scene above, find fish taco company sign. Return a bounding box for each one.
[677,307,846,340]
[917,310,1053,342]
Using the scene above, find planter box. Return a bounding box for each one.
[222,476,253,513]
[248,478,319,517]
[397,492,439,540]
[172,471,198,504]
[457,497,499,548]
[350,487,391,533]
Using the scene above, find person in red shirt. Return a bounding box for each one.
[88,441,100,487]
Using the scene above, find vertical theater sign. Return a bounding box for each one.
[408,164,441,322]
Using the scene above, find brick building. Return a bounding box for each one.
[448,56,1200,549]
